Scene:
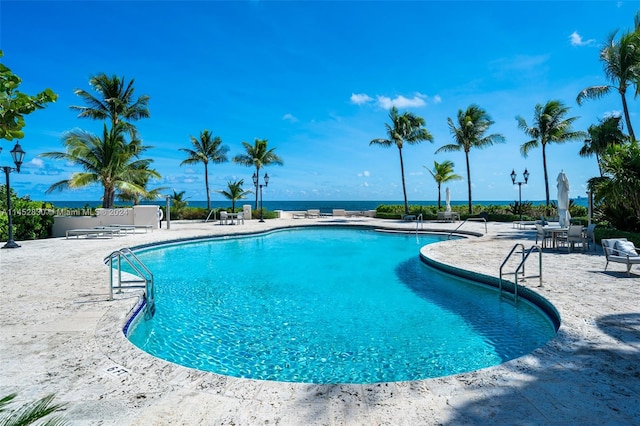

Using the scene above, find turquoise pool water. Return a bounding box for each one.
[127,227,556,384]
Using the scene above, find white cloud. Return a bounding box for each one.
[377,93,426,109]
[350,93,373,105]
[433,95,442,104]
[25,158,44,168]
[282,113,298,122]
[570,31,595,47]
[358,170,370,177]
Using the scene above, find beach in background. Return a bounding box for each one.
[48,199,588,212]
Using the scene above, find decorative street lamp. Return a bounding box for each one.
[252,172,269,223]
[510,168,530,222]
[1,142,26,249]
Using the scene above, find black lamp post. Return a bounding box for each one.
[510,168,530,222]
[252,171,269,222]
[1,142,26,249]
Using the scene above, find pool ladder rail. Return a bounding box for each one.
[499,243,543,303]
[104,248,155,318]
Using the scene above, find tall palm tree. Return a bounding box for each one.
[580,115,628,176]
[70,73,150,138]
[516,100,586,213]
[576,14,640,141]
[216,179,253,212]
[117,169,167,205]
[40,123,160,208]
[370,106,434,215]
[179,130,229,211]
[425,160,463,209]
[233,138,283,209]
[436,105,504,214]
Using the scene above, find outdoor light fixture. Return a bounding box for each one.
[1,142,26,249]
[511,168,529,222]
[253,172,269,223]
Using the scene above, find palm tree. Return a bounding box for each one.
[0,392,67,425]
[169,189,190,219]
[516,100,586,213]
[576,14,640,141]
[580,115,628,176]
[216,179,253,213]
[370,106,434,215]
[436,105,504,214]
[179,130,229,210]
[117,169,167,205]
[232,138,283,209]
[40,123,160,208]
[425,160,463,209]
[70,73,150,138]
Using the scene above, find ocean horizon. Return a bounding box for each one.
[46,198,588,212]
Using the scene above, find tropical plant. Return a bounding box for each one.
[40,123,160,208]
[516,100,585,214]
[590,141,640,230]
[576,13,640,141]
[169,189,189,219]
[179,130,229,210]
[424,160,462,209]
[69,73,150,138]
[215,179,253,212]
[580,115,629,176]
[232,138,283,209]
[370,106,434,215]
[436,104,504,214]
[0,50,57,141]
[117,169,166,205]
[0,392,67,425]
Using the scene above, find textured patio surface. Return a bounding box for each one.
[1,217,638,425]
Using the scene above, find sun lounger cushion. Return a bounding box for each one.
[614,240,638,257]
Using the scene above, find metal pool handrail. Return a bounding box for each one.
[447,216,487,239]
[104,248,155,318]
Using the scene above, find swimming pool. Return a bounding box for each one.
[126,227,557,384]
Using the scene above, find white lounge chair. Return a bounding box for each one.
[602,238,640,276]
[306,209,320,218]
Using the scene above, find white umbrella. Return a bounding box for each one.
[557,171,571,227]
[445,187,452,212]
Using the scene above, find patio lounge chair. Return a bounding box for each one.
[306,209,320,218]
[602,238,640,276]
[584,224,597,251]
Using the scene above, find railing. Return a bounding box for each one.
[104,248,155,318]
[205,209,216,223]
[499,243,542,302]
[447,216,487,239]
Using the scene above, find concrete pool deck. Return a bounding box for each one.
[1,217,639,425]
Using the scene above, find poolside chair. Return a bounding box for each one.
[602,238,640,276]
[306,209,320,218]
[219,211,228,225]
[584,224,597,252]
[535,224,552,249]
[556,225,586,253]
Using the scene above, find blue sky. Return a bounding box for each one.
[1,1,637,203]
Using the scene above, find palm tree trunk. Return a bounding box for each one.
[254,166,260,210]
[204,163,211,211]
[398,147,409,215]
[465,151,472,215]
[102,187,111,209]
[542,143,550,216]
[437,183,441,210]
[620,91,636,142]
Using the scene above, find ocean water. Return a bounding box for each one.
[47,198,588,212]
